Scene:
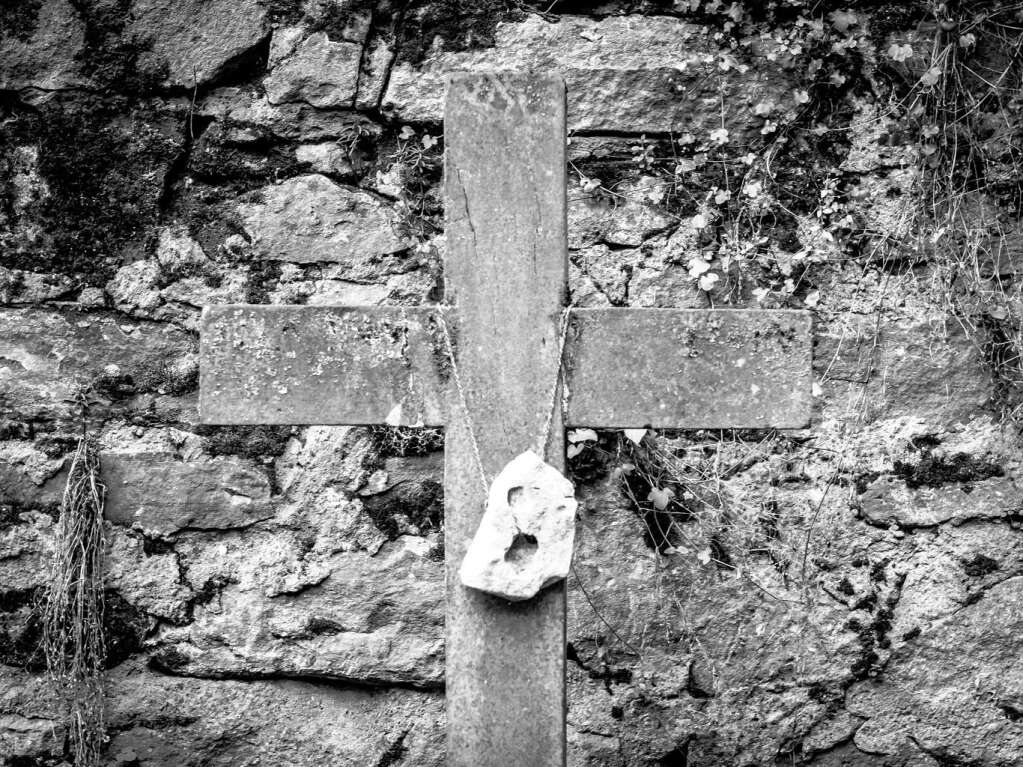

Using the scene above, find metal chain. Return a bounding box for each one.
[437,308,572,493]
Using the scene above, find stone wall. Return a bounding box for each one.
[2,1,1023,765]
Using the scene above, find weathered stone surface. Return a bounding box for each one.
[155,533,444,685]
[116,425,447,686]
[460,451,577,602]
[105,527,194,623]
[275,425,388,554]
[817,317,994,427]
[0,510,52,591]
[0,308,196,423]
[199,306,445,426]
[0,441,63,508]
[197,88,384,142]
[566,474,865,766]
[264,30,362,108]
[0,0,87,90]
[295,142,357,176]
[860,476,1021,527]
[383,15,789,132]
[237,174,409,265]
[0,266,73,305]
[129,0,268,88]
[2,663,444,767]
[567,308,812,429]
[106,228,248,326]
[568,178,674,250]
[891,522,1023,645]
[99,425,273,536]
[570,245,644,306]
[848,576,1023,765]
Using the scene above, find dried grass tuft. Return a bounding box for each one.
[42,437,107,767]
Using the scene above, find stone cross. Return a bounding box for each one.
[199,74,812,767]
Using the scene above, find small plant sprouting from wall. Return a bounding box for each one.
[42,437,107,767]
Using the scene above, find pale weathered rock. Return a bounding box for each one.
[891,522,1023,644]
[129,0,269,88]
[237,174,409,265]
[817,318,994,427]
[460,451,577,601]
[274,425,387,554]
[356,34,394,109]
[570,244,644,306]
[0,268,74,304]
[197,88,384,142]
[0,511,53,592]
[383,15,790,132]
[99,425,273,536]
[295,142,357,176]
[848,576,1023,765]
[107,259,163,313]
[568,177,674,250]
[860,476,1020,527]
[155,534,445,685]
[264,31,363,108]
[105,526,194,623]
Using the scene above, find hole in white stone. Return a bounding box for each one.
[508,486,524,506]
[505,532,538,563]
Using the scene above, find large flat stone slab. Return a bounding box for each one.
[383,15,789,132]
[566,308,813,429]
[200,306,812,429]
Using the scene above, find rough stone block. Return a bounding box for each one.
[99,426,272,537]
[383,15,789,132]
[0,308,196,424]
[236,174,409,265]
[129,0,269,88]
[264,30,363,108]
[859,476,1021,527]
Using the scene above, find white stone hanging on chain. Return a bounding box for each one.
[460,450,577,601]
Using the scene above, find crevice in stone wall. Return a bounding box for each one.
[144,658,446,693]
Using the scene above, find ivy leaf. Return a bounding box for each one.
[566,443,585,459]
[887,43,913,62]
[828,10,858,33]
[623,428,647,445]
[648,486,675,510]
[920,66,942,87]
[699,273,720,292]
[385,403,403,426]
[688,257,711,278]
[708,127,730,145]
[697,547,712,565]
[568,428,598,443]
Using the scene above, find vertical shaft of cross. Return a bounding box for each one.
[444,74,568,766]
